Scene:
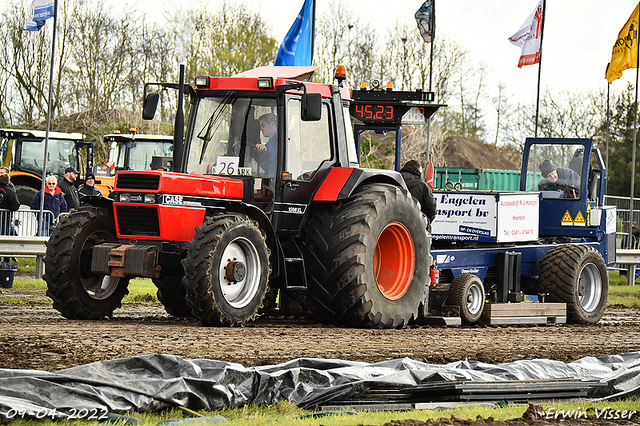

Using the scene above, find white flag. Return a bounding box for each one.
[25,0,55,32]
[508,0,544,68]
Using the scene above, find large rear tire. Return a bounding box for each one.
[182,214,270,326]
[44,207,129,319]
[304,184,431,329]
[448,274,485,325]
[15,184,37,206]
[538,244,608,324]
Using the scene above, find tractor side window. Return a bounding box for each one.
[343,105,359,166]
[286,98,331,181]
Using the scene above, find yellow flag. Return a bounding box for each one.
[607,3,640,83]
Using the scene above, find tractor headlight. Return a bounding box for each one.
[119,193,130,202]
[144,194,155,203]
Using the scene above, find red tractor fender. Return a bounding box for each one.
[313,167,407,202]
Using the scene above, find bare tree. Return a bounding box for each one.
[491,81,511,145]
[186,1,277,82]
[68,0,140,111]
[0,1,61,125]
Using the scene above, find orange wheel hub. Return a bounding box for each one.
[374,222,415,300]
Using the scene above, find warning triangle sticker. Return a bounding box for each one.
[561,210,573,226]
[574,210,586,227]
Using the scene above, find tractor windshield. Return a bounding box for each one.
[523,142,585,200]
[20,138,79,178]
[186,95,277,178]
[113,140,173,170]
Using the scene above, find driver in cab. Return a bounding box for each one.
[538,159,581,198]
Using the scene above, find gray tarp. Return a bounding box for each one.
[1,351,639,421]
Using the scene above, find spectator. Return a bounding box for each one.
[400,160,437,230]
[254,113,277,177]
[78,173,102,199]
[0,166,15,192]
[0,173,19,235]
[538,159,581,198]
[58,166,80,210]
[30,176,67,236]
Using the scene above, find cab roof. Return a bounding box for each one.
[104,134,173,142]
[0,128,85,141]
[233,66,319,81]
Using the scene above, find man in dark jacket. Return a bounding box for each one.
[0,173,20,235]
[0,166,15,192]
[538,159,581,198]
[400,160,437,226]
[58,166,80,210]
[78,173,102,198]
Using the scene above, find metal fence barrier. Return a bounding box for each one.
[0,207,56,278]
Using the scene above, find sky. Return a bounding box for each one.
[9,0,640,108]
[121,0,640,107]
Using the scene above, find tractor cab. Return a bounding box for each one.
[520,137,613,245]
[0,129,93,204]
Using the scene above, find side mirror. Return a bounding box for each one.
[301,93,322,121]
[142,92,160,120]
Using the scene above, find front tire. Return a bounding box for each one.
[448,274,485,324]
[44,207,129,319]
[153,273,193,317]
[182,214,270,326]
[538,244,608,324]
[304,184,431,329]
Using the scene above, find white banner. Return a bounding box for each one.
[508,0,544,68]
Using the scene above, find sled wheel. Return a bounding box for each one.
[304,183,431,329]
[153,274,193,317]
[44,207,129,319]
[448,274,485,325]
[182,213,270,326]
[538,244,608,324]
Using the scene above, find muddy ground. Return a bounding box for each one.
[0,293,639,372]
[1,294,639,426]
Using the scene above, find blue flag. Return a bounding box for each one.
[274,0,314,66]
[25,0,55,31]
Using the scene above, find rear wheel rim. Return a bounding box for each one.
[218,236,261,308]
[467,282,483,315]
[79,229,120,299]
[374,222,415,300]
[578,262,602,312]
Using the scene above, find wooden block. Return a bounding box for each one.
[483,315,566,325]
[421,317,462,327]
[484,303,566,317]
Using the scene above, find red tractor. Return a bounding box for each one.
[43,66,440,328]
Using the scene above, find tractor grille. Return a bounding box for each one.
[116,205,160,236]
[116,173,160,190]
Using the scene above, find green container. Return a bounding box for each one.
[435,168,481,190]
[435,168,521,191]
[478,169,521,191]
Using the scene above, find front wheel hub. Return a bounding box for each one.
[224,260,246,283]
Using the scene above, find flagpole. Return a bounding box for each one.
[426,0,435,166]
[37,0,58,238]
[310,0,315,64]
[534,0,546,138]
[606,81,610,195]
[630,5,640,257]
